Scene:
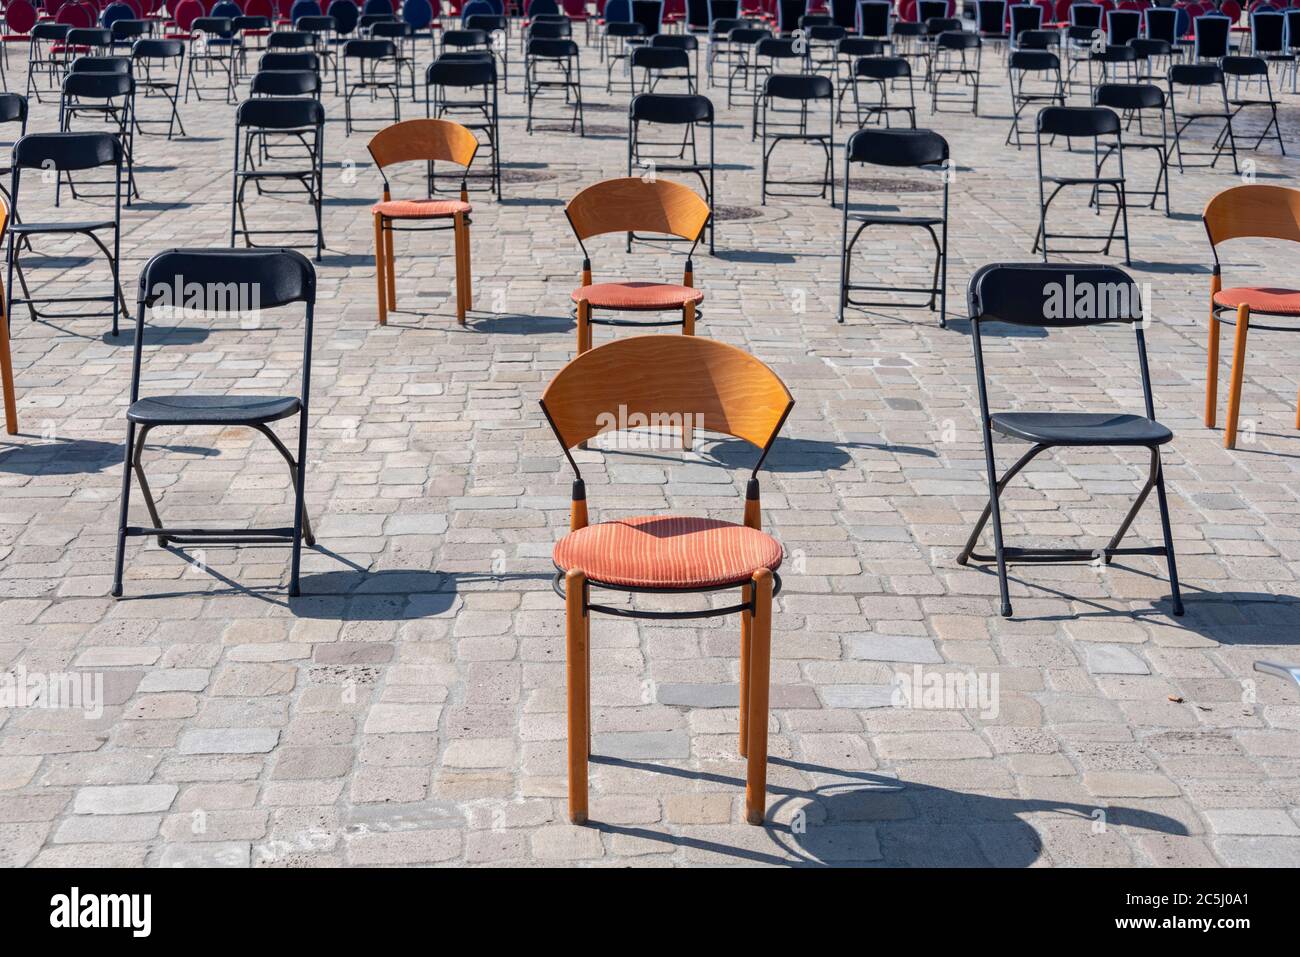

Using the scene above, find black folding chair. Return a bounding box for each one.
[5,132,128,335]
[1034,105,1130,265]
[0,93,28,215]
[426,56,501,200]
[259,50,322,75]
[1221,55,1284,156]
[833,37,885,123]
[628,92,715,252]
[1009,3,1044,52]
[847,55,916,129]
[231,97,325,261]
[111,248,318,599]
[370,19,417,101]
[630,44,694,93]
[342,38,401,134]
[929,30,980,114]
[58,68,139,205]
[721,25,771,108]
[525,37,584,135]
[839,127,948,326]
[185,16,239,103]
[749,37,805,136]
[131,38,186,139]
[959,262,1182,619]
[26,24,70,104]
[465,14,511,92]
[1095,82,1169,217]
[976,0,1008,58]
[1006,48,1064,148]
[295,15,338,89]
[1167,63,1238,174]
[651,32,701,88]
[759,73,834,205]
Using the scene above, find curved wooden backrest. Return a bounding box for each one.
[566,177,710,242]
[1204,184,1300,247]
[366,118,478,170]
[540,335,794,451]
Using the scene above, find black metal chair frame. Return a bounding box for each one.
[839,126,949,326]
[525,37,585,135]
[111,248,317,599]
[184,17,240,103]
[58,67,140,206]
[131,38,187,139]
[928,30,980,114]
[627,92,716,253]
[748,37,805,137]
[231,97,325,261]
[845,54,916,130]
[1221,55,1285,156]
[1094,82,1170,217]
[26,23,70,104]
[425,55,502,200]
[250,68,323,96]
[759,72,834,205]
[342,38,401,134]
[370,20,418,101]
[5,132,129,335]
[1034,105,1131,265]
[958,261,1183,619]
[630,43,695,94]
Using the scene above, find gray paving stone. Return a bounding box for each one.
[73,785,179,815]
[1084,645,1151,676]
[178,729,280,756]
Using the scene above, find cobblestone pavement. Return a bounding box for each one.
[0,28,1298,868]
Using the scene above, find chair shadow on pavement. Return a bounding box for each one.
[703,435,936,473]
[586,755,1187,867]
[0,436,215,476]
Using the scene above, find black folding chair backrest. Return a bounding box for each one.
[846,127,947,167]
[62,71,133,99]
[67,27,112,47]
[927,17,963,35]
[371,20,413,39]
[527,20,571,39]
[528,37,579,57]
[764,72,832,100]
[937,30,979,50]
[1010,3,1043,41]
[629,91,713,123]
[776,0,805,33]
[31,23,70,42]
[1251,11,1285,54]
[295,15,335,32]
[808,24,846,41]
[1010,48,1059,71]
[1221,54,1268,78]
[13,131,121,172]
[686,0,710,30]
[1070,3,1102,28]
[71,55,132,74]
[236,96,326,130]
[1144,7,1177,44]
[710,0,740,19]
[728,26,771,43]
[828,0,855,29]
[132,249,316,404]
[251,69,322,95]
[235,15,274,32]
[269,30,316,48]
[1094,43,1136,63]
[1169,62,1224,87]
[0,94,28,126]
[1194,14,1230,58]
[652,33,698,50]
[917,0,949,21]
[444,28,490,47]
[1018,29,1058,50]
[855,54,910,78]
[1107,9,1140,45]
[839,36,885,57]
[426,56,497,86]
[756,37,800,58]
[1286,10,1300,48]
[1037,104,1120,137]
[465,14,508,31]
[260,51,321,72]
[857,0,891,37]
[132,38,183,60]
[191,17,235,38]
[1095,81,1163,110]
[631,45,689,69]
[1129,37,1170,59]
[968,262,1143,329]
[632,0,664,36]
[977,0,1006,34]
[345,38,396,59]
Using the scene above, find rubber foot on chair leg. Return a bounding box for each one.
[746,807,765,826]
[569,811,588,825]
[1000,604,1013,619]
[111,584,123,598]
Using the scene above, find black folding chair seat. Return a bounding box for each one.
[991,411,1173,446]
[127,394,302,426]
[846,211,943,227]
[10,218,117,234]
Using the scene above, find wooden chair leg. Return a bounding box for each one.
[453,214,467,325]
[384,218,397,312]
[1225,303,1250,450]
[739,582,752,758]
[576,299,591,355]
[682,298,696,336]
[373,213,387,327]
[1205,309,1219,428]
[462,219,473,312]
[565,569,589,825]
[745,568,772,826]
[0,289,15,436]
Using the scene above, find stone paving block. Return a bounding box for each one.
[73,784,179,815]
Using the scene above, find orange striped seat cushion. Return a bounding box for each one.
[571,281,704,311]
[373,198,471,219]
[554,516,782,589]
[1214,286,1300,316]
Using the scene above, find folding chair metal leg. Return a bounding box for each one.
[956,442,1048,569]
[252,423,314,548]
[1152,454,1183,616]
[565,568,589,825]
[130,424,168,547]
[744,567,772,826]
[111,420,136,598]
[1225,303,1249,449]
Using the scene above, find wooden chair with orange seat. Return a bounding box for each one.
[367,117,478,326]
[540,334,794,826]
[0,198,14,436]
[1203,184,1300,449]
[564,177,710,356]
